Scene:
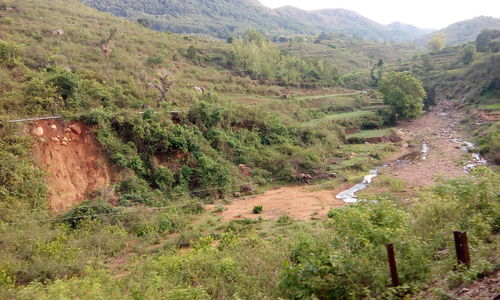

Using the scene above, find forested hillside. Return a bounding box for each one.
[79,0,310,37]
[80,0,431,42]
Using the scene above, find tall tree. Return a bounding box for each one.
[428,33,446,52]
[379,72,426,120]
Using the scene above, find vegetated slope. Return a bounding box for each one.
[79,0,310,37]
[416,16,500,46]
[79,0,431,42]
[275,6,432,42]
[280,35,415,75]
[390,42,500,163]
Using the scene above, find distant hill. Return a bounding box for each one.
[79,0,430,42]
[275,6,432,42]
[79,0,309,37]
[417,16,500,46]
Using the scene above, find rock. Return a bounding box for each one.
[61,141,68,146]
[51,137,60,142]
[50,124,57,130]
[68,124,82,135]
[240,185,254,194]
[31,127,44,137]
[52,29,64,36]
[328,172,338,178]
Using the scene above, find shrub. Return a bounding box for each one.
[252,205,263,214]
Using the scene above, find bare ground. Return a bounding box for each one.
[208,184,349,222]
[217,100,477,221]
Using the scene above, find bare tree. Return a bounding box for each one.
[150,68,175,107]
[102,28,117,59]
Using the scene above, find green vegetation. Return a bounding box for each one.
[80,0,432,42]
[428,33,446,52]
[230,31,340,87]
[1,169,497,299]
[0,0,499,299]
[252,206,263,214]
[379,72,426,120]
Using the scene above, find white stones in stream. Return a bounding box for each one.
[452,138,488,172]
[336,167,386,203]
[421,143,430,160]
[336,138,488,203]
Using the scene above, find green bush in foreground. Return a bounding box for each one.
[2,170,497,299]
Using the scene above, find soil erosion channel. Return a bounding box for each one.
[216,100,483,221]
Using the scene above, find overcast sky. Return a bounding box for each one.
[259,0,500,29]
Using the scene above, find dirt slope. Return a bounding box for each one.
[29,120,118,212]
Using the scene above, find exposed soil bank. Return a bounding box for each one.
[29,120,119,212]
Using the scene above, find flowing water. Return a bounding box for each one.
[452,138,488,172]
[336,139,487,203]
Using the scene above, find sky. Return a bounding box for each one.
[259,0,500,29]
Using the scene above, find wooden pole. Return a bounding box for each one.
[453,231,471,268]
[386,243,400,287]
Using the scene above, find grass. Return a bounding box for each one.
[477,103,500,112]
[347,128,393,139]
[306,110,376,125]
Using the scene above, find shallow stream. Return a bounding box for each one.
[336,138,487,203]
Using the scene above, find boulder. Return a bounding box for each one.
[31,127,44,137]
[68,124,82,135]
[50,124,57,130]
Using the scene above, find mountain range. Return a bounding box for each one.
[80,0,499,44]
[79,0,434,42]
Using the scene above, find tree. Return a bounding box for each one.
[462,44,476,65]
[370,58,384,87]
[149,68,175,107]
[476,29,500,52]
[379,72,426,120]
[428,33,446,52]
[423,86,437,111]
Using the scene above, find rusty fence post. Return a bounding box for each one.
[453,231,471,268]
[386,243,400,287]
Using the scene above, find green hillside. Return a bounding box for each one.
[417,16,500,46]
[275,6,432,42]
[79,0,431,42]
[79,0,310,37]
[0,0,499,299]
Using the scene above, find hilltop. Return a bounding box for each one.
[417,16,500,46]
[275,6,432,42]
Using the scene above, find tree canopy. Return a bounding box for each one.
[428,33,446,52]
[379,72,426,120]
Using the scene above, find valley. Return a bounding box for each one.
[0,0,499,299]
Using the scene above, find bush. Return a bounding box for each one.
[252,205,263,214]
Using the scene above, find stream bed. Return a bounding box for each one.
[336,139,487,203]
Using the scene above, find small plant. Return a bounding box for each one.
[212,206,226,213]
[277,215,294,225]
[253,205,263,214]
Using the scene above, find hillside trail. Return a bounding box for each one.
[215,99,477,221]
